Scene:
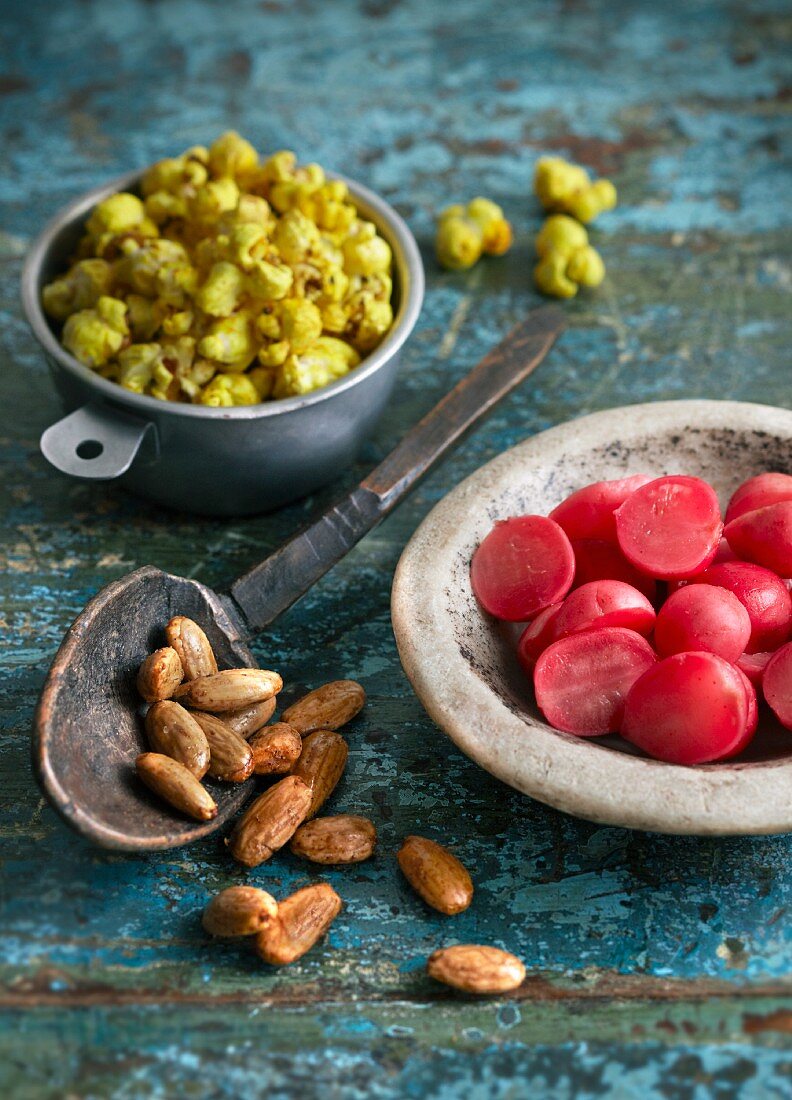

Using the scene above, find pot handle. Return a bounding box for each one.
[40,402,157,481]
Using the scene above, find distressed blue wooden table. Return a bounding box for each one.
[1,1,791,1096]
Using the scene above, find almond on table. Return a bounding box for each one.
[282,680,366,734]
[255,883,342,965]
[397,835,473,915]
[291,729,349,818]
[175,668,283,712]
[290,815,376,865]
[227,775,312,867]
[202,886,278,936]
[249,722,302,775]
[221,697,277,739]
[427,945,525,994]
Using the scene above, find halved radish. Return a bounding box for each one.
[763,642,792,730]
[470,515,575,621]
[736,650,774,686]
[533,627,656,736]
[724,501,792,577]
[721,669,759,760]
[654,585,751,662]
[615,475,722,580]
[571,538,657,601]
[691,561,792,653]
[726,472,792,524]
[621,652,748,764]
[517,603,563,674]
[549,474,653,542]
[552,580,656,640]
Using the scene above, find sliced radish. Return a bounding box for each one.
[763,642,792,730]
[721,669,759,759]
[736,650,774,686]
[552,580,656,640]
[615,475,722,580]
[654,585,751,662]
[549,474,653,542]
[533,627,656,736]
[691,561,792,653]
[517,603,563,674]
[571,538,657,601]
[726,472,792,524]
[470,515,575,621]
[621,652,748,764]
[724,501,792,577]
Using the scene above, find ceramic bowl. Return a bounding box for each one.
[392,400,792,835]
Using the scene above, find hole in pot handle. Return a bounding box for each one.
[40,402,157,481]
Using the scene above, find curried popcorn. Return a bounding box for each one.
[533,214,606,299]
[435,197,513,271]
[43,132,395,404]
[534,157,617,225]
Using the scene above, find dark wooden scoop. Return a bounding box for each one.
[34,307,565,851]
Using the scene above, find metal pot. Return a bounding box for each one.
[22,169,424,516]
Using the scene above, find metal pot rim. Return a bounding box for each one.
[21,166,425,420]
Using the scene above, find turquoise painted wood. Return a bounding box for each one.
[1,0,791,1096]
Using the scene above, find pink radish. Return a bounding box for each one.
[721,669,759,759]
[712,538,738,565]
[549,474,653,542]
[470,515,575,621]
[552,580,656,639]
[763,642,792,730]
[736,650,774,686]
[571,538,657,601]
[654,585,751,662]
[621,652,748,764]
[724,501,792,577]
[517,603,563,673]
[533,627,656,735]
[615,475,722,580]
[691,561,792,653]
[726,472,792,524]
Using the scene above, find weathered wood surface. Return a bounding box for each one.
[1,0,790,1096]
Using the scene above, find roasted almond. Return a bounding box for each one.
[282,680,366,734]
[227,775,312,867]
[191,711,254,783]
[136,647,184,703]
[221,697,277,739]
[202,886,277,936]
[135,752,217,822]
[290,815,376,865]
[397,836,473,915]
[145,700,210,779]
[255,883,342,965]
[291,729,348,818]
[427,945,525,994]
[249,722,302,775]
[175,668,283,712]
[165,615,218,680]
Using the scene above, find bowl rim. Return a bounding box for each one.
[392,399,792,836]
[21,166,424,420]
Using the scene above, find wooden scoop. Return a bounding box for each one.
[34,307,565,851]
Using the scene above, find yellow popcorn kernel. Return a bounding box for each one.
[466,197,513,256]
[249,365,275,400]
[247,258,294,301]
[155,261,198,308]
[86,193,147,238]
[144,191,189,223]
[255,309,281,340]
[256,339,290,367]
[234,194,273,228]
[320,302,348,334]
[351,299,393,352]
[565,178,618,224]
[189,178,241,224]
[272,209,321,263]
[117,342,162,394]
[273,336,360,398]
[196,261,246,316]
[161,309,194,336]
[260,150,297,184]
[115,239,189,296]
[279,298,323,353]
[199,373,260,407]
[126,294,165,341]
[175,355,216,400]
[535,214,589,258]
[435,213,482,270]
[208,131,260,182]
[62,295,130,368]
[534,251,578,299]
[566,244,606,288]
[197,312,256,368]
[42,259,113,321]
[534,157,617,225]
[342,221,392,277]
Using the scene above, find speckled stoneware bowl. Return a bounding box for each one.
[392,400,792,836]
